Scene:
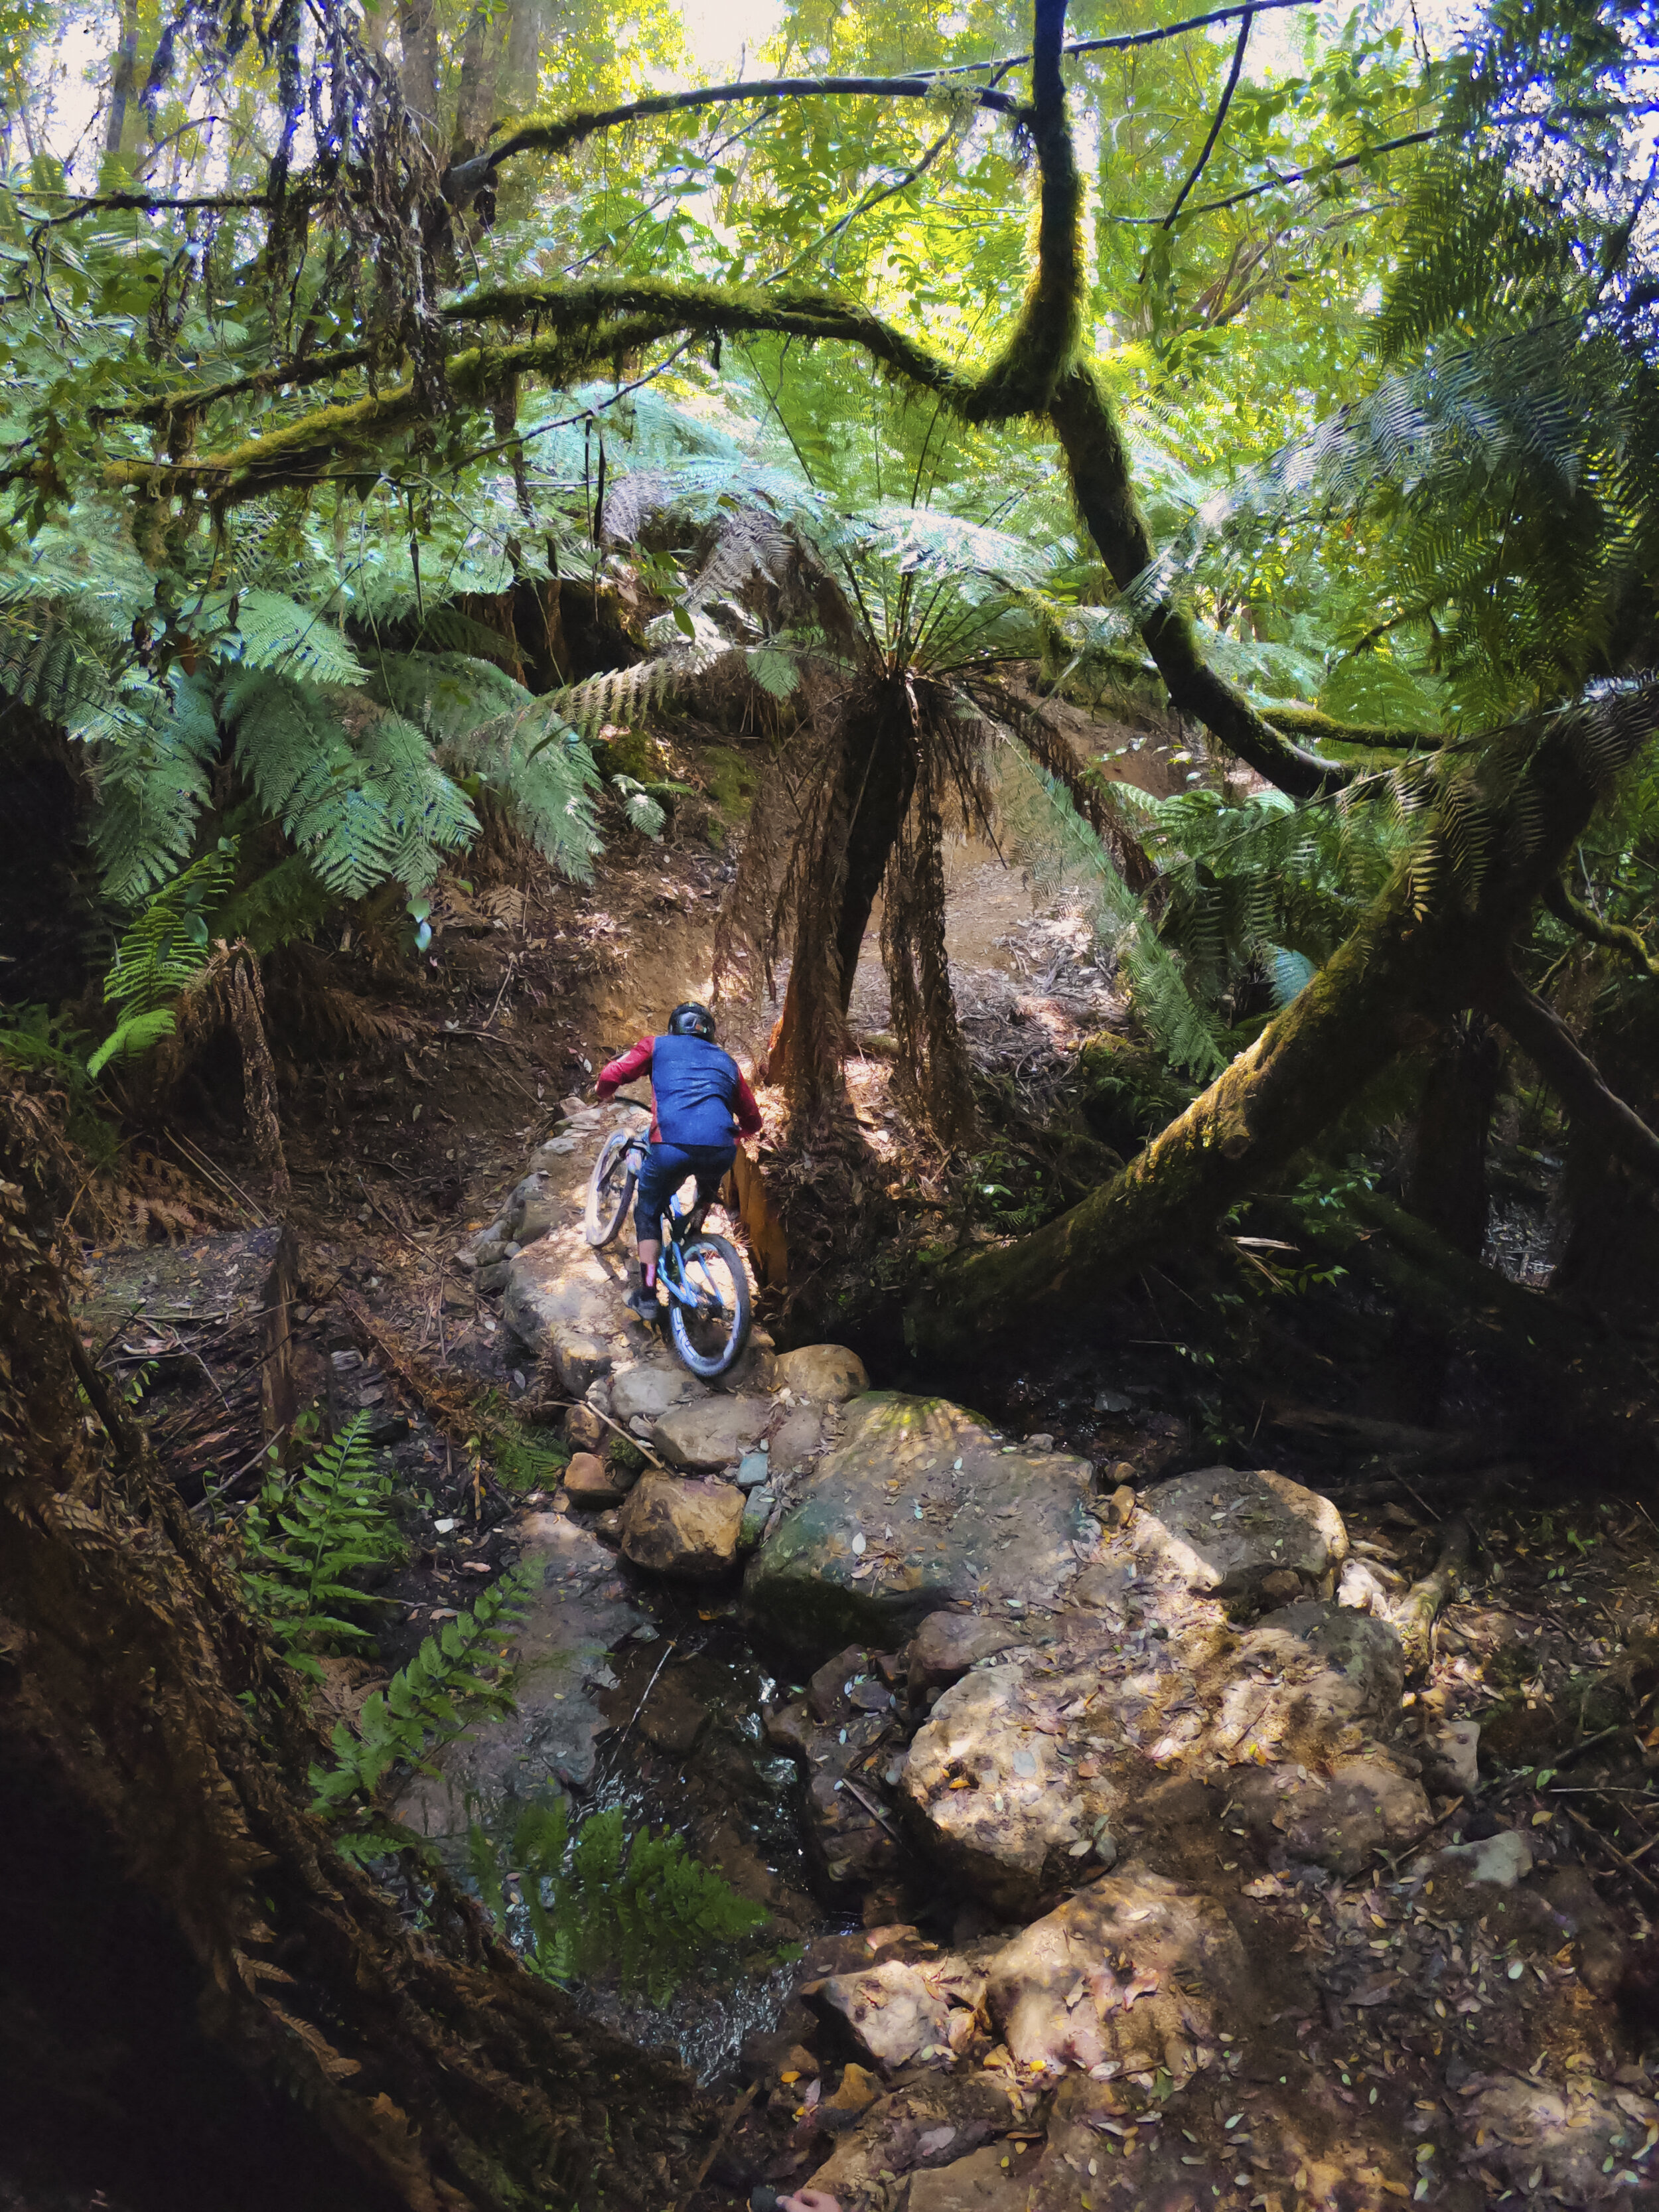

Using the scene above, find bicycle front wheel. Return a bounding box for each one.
[668,1234,752,1380]
[585,1128,638,1247]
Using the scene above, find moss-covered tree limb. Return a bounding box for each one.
[1048,366,1354,799]
[1263,701,1451,754]
[908,690,1659,1353]
[1544,873,1659,976]
[1484,964,1659,1185]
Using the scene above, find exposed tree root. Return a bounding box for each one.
[1396,1514,1474,1676]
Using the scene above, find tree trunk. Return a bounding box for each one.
[397,0,442,130]
[767,686,918,1102]
[0,1082,711,2211]
[103,0,141,164]
[909,691,1659,1354]
[453,5,503,164]
[1404,1013,1502,1258]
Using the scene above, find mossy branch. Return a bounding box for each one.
[1484,964,1659,1184]
[1262,702,1451,755]
[1543,874,1659,977]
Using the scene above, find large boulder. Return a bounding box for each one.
[651,1395,772,1469]
[1133,1466,1348,1599]
[744,1394,1097,1659]
[618,1472,744,1576]
[774,1343,870,1403]
[984,1868,1254,2085]
[901,1660,1122,1915]
[813,1953,983,2069]
[501,1225,628,1391]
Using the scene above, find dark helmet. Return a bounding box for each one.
[668,1000,716,1040]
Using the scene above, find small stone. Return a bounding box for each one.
[736,1449,771,1490]
[476,1260,511,1295]
[1025,1433,1054,1452]
[537,1136,578,1157]
[620,1472,744,1577]
[330,1349,363,1373]
[1437,1828,1532,1887]
[908,1613,1023,1698]
[1092,1387,1131,1414]
[1102,1482,1137,1528]
[1260,1568,1303,1609]
[565,1402,607,1453]
[565,1451,628,1507]
[652,1396,770,1469]
[739,1490,775,1548]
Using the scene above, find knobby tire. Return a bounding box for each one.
[585,1128,638,1247]
[668,1233,752,1380]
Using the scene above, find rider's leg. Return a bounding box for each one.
[630,1145,691,1323]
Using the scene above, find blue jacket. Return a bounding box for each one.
[596,1033,762,1148]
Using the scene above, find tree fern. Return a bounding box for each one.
[88,842,239,1077]
[204,586,368,686]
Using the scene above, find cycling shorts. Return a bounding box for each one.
[634,1142,735,1233]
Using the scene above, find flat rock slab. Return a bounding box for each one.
[652,1395,772,1469]
[908,1612,1026,1698]
[620,1471,744,1576]
[744,1394,1096,1660]
[907,2144,1029,2212]
[806,2073,1013,2205]
[393,1512,642,1851]
[501,1225,630,1392]
[774,1343,870,1403]
[985,1868,1254,2085]
[609,1357,708,1425]
[1134,1466,1348,1597]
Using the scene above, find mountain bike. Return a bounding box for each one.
[583,1089,753,1380]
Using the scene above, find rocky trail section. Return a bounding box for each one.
[74,1089,1659,2211]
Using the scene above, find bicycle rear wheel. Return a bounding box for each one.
[584,1128,638,1247]
[667,1234,751,1380]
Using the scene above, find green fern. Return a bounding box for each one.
[203,586,368,685]
[240,1410,408,1670]
[88,842,238,1077]
[307,1564,536,1812]
[470,1799,772,2007]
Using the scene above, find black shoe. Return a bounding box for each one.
[628,1288,660,1327]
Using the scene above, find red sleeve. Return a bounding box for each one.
[596,1037,654,1097]
[733,1069,763,1138]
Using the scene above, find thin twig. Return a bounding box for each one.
[538,1395,667,1470]
[1162,7,1254,228]
[620,1640,677,1741]
[1562,1803,1659,1902]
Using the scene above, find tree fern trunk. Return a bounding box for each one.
[0,1078,711,2212]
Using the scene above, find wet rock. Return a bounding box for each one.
[652,1395,771,1469]
[739,1489,774,1548]
[908,1613,1025,1700]
[810,1644,883,1724]
[745,1394,1096,1660]
[985,1868,1253,2085]
[393,1513,642,1845]
[1134,1467,1348,1600]
[634,1672,708,1755]
[609,1358,707,1425]
[774,1343,870,1403]
[563,1449,632,1506]
[618,1472,744,1576]
[502,1226,627,1391]
[736,1449,770,1489]
[907,2144,1029,2211]
[806,2072,1013,2204]
[808,1771,903,1885]
[902,1660,1121,1915]
[1231,1755,1429,1876]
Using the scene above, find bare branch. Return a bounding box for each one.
[1106,126,1440,224]
[1162,7,1254,229]
[1486,966,1659,1185]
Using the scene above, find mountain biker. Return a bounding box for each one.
[595,1001,762,1327]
